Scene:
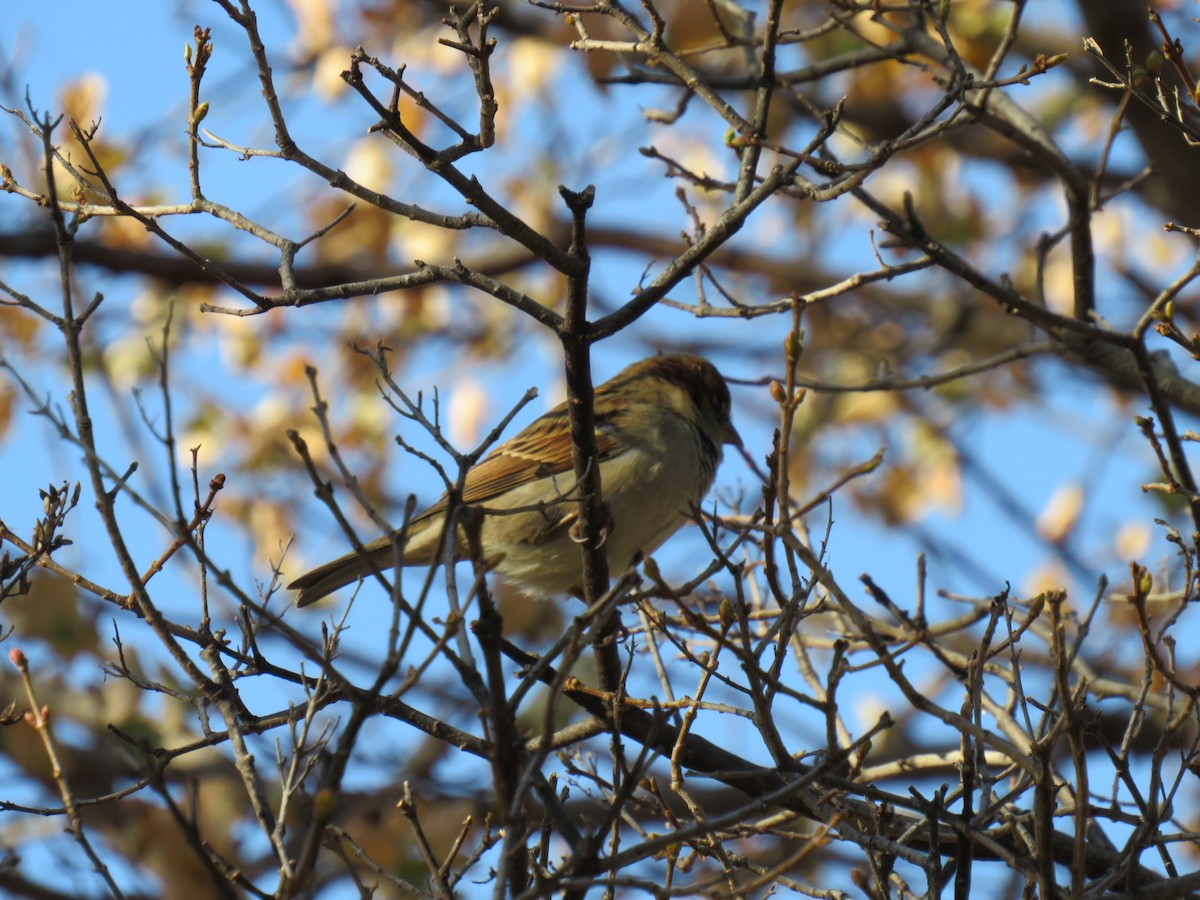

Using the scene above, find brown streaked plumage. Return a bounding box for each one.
[289,353,739,607]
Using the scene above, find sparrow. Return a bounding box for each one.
[289,353,740,607]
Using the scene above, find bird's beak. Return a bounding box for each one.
[723,421,743,449]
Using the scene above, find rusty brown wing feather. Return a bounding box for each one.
[413,404,621,522]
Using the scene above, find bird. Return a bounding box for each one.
[289,353,740,607]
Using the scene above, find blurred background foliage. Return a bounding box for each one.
[2,0,1200,895]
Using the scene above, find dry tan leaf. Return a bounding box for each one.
[286,0,336,59]
[59,72,107,127]
[309,198,392,264]
[507,36,562,95]
[447,375,489,448]
[1036,483,1083,544]
[343,138,394,195]
[1113,521,1152,561]
[102,330,159,390]
[6,575,99,658]
[313,45,353,100]
[1025,563,1069,598]
[0,381,12,442]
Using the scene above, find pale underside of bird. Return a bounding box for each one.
[289,353,739,607]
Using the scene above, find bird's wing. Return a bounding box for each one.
[416,410,622,519]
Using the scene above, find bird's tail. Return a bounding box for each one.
[289,535,412,607]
